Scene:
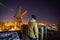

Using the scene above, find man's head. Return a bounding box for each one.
[32,15,36,20]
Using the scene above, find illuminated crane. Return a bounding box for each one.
[14,6,27,30]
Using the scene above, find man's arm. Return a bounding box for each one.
[34,23,38,38]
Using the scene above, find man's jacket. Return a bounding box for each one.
[28,18,38,38]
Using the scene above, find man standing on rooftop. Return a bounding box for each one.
[28,15,39,40]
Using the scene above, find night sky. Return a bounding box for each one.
[0,0,60,24]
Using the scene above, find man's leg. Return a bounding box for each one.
[30,38,36,40]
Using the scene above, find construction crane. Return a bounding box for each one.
[14,6,27,30]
